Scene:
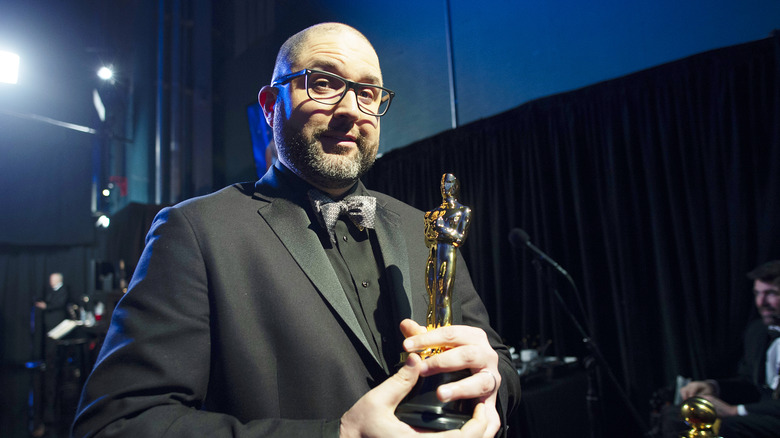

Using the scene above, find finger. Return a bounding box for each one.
[437,370,499,402]
[379,353,423,407]
[700,395,721,404]
[681,384,701,399]
[457,403,488,438]
[399,319,427,339]
[416,345,499,379]
[403,325,487,352]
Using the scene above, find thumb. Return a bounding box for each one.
[380,353,422,407]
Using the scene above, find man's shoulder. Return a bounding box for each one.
[744,318,767,336]
[173,182,258,210]
[153,182,260,226]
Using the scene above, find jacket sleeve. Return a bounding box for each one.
[454,257,522,437]
[744,399,780,417]
[72,206,339,438]
[716,319,765,404]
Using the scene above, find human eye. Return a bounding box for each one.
[356,86,379,103]
[309,73,342,94]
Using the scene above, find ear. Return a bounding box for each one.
[258,85,279,127]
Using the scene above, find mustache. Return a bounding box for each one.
[314,129,366,149]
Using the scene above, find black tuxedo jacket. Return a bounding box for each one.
[37,284,73,332]
[718,319,780,418]
[73,165,520,437]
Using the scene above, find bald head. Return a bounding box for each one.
[272,23,377,82]
[49,272,63,290]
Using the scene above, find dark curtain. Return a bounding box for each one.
[364,34,780,429]
[0,244,94,436]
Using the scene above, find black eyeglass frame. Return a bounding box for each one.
[271,68,395,117]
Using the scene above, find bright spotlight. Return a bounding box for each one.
[97,66,113,81]
[95,215,110,228]
[102,188,111,197]
[0,50,20,84]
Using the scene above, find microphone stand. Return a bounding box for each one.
[530,257,648,436]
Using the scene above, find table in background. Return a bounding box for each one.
[510,360,589,438]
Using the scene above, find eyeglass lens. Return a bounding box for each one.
[306,71,391,115]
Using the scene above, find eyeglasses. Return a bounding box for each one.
[272,69,395,117]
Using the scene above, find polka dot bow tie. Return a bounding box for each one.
[308,190,376,244]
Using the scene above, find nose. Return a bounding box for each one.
[756,291,767,307]
[332,88,361,121]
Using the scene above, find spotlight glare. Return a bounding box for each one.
[0,50,20,84]
[95,215,110,228]
[102,188,111,197]
[93,89,106,122]
[97,66,113,80]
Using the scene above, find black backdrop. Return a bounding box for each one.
[1,34,778,436]
[364,34,780,431]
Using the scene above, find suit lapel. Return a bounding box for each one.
[254,172,381,366]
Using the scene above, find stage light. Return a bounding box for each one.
[95,215,110,228]
[97,66,113,81]
[93,89,106,121]
[0,50,20,84]
[102,182,115,197]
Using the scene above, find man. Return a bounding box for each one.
[72,23,520,438]
[34,273,73,330]
[677,261,780,437]
[33,272,75,437]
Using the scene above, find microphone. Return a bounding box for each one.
[507,228,647,433]
[509,227,587,328]
[508,228,569,277]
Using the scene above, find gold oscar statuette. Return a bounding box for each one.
[395,173,476,431]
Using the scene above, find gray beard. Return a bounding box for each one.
[277,125,377,190]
